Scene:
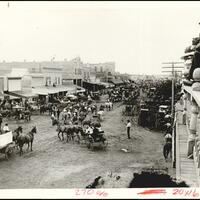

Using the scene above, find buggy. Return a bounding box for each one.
[122,104,134,116]
[0,131,15,160]
[91,92,101,101]
[85,131,108,150]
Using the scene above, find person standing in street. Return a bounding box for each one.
[3,123,10,133]
[126,120,131,139]
[57,107,61,120]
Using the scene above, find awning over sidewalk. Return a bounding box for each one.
[4,90,38,98]
[110,79,124,85]
[82,81,106,91]
[98,82,115,88]
[32,85,85,95]
[76,87,86,93]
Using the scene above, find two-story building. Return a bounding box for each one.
[84,61,115,82]
[2,68,38,101]
[62,57,84,87]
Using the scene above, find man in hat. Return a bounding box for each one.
[3,123,10,133]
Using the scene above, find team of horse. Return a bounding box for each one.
[56,122,84,144]
[11,126,37,156]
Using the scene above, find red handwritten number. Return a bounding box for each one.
[103,192,108,197]
[75,189,108,197]
[172,189,199,197]
[87,189,94,195]
[192,189,199,198]
[172,189,179,195]
[185,190,192,196]
[96,190,108,197]
[81,189,86,195]
[75,189,80,195]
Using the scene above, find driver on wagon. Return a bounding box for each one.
[3,123,10,133]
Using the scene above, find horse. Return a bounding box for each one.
[78,114,86,125]
[109,102,113,110]
[82,119,91,127]
[52,117,59,126]
[12,126,23,148]
[97,110,104,121]
[105,102,110,111]
[163,142,172,161]
[72,125,84,144]
[62,125,83,144]
[64,125,75,144]
[40,104,48,115]
[17,126,37,156]
[23,110,31,121]
[57,122,66,141]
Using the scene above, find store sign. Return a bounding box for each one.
[62,79,73,85]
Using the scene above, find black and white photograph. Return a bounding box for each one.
[0,1,200,199]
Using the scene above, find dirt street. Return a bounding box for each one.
[0,101,175,188]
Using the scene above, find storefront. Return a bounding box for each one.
[110,79,124,87]
[32,85,85,103]
[82,81,105,92]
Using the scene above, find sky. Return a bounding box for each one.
[0,1,200,75]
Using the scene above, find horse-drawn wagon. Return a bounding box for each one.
[12,105,31,121]
[91,92,101,101]
[85,131,108,150]
[122,104,134,116]
[0,131,15,160]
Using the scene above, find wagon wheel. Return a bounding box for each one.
[103,140,108,151]
[5,144,15,160]
[86,140,91,149]
[90,142,94,150]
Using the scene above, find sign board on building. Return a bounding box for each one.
[62,79,73,85]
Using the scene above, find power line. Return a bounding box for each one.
[162,66,184,69]
[162,62,184,64]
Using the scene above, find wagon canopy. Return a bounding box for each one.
[0,131,13,149]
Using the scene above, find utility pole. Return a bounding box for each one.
[162,61,184,169]
[162,62,184,118]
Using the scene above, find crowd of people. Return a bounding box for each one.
[49,92,116,143]
[136,78,181,161]
[0,78,180,158]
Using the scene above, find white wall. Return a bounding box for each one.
[8,78,22,91]
[0,77,4,93]
[32,77,44,87]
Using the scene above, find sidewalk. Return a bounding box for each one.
[176,111,199,187]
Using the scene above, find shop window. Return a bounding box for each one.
[46,77,51,86]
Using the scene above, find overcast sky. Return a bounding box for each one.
[0,1,200,75]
